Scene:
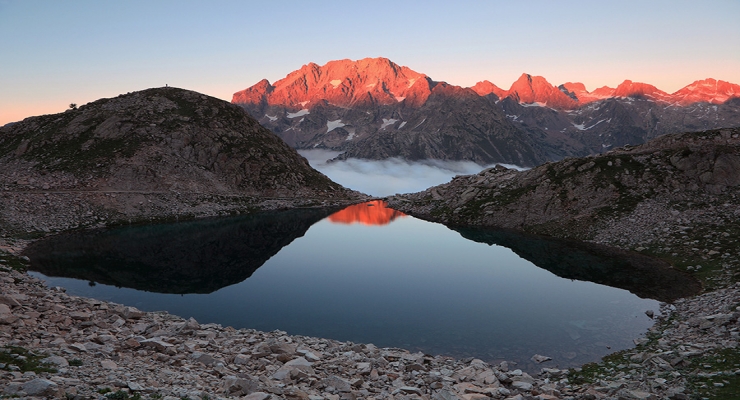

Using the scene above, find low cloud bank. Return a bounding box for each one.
[299,149,525,197]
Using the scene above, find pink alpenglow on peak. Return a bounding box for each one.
[670,78,740,106]
[470,80,508,99]
[233,57,740,111]
[232,57,435,109]
[506,73,579,110]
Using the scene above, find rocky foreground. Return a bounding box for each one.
[2,252,740,400]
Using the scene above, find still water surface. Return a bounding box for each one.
[26,202,689,371]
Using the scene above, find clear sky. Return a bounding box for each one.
[2,0,739,125]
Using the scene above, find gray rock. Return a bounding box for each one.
[191,351,220,366]
[243,392,271,400]
[511,381,533,391]
[531,354,552,363]
[392,386,423,395]
[140,337,174,352]
[22,378,59,397]
[323,375,352,392]
[234,353,250,364]
[42,355,69,367]
[432,389,463,400]
[285,356,313,368]
[221,376,260,396]
[0,294,21,307]
[268,340,297,355]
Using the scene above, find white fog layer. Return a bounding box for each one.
[298,149,525,197]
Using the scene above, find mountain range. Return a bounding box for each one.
[233,57,740,166]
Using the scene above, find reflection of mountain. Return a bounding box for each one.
[23,208,334,294]
[453,227,700,303]
[328,201,406,226]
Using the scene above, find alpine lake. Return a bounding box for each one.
[24,201,698,373]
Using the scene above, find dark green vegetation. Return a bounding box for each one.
[0,250,29,272]
[0,346,56,374]
[566,321,740,399]
[686,348,740,400]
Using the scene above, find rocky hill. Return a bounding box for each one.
[388,127,740,288]
[234,58,740,165]
[0,87,366,236]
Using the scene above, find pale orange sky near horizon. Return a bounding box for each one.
[2,0,739,126]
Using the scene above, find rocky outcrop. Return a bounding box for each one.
[0,87,367,236]
[388,127,740,228]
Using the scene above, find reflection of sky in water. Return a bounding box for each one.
[32,215,658,371]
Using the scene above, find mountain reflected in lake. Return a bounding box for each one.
[453,227,700,303]
[25,203,699,371]
[328,200,406,226]
[24,208,334,294]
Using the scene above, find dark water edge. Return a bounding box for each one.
[452,226,702,303]
[24,207,336,294]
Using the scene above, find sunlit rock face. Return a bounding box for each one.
[233,57,433,108]
[328,200,406,226]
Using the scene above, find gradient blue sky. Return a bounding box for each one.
[2,0,739,125]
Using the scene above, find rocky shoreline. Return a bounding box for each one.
[1,244,739,400]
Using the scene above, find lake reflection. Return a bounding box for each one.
[25,202,697,371]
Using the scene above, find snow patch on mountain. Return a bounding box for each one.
[287,109,310,118]
[327,119,346,132]
[381,118,398,130]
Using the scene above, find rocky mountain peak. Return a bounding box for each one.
[671,78,740,105]
[613,80,670,101]
[507,73,578,109]
[470,80,507,98]
[232,57,434,109]
[231,78,273,105]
